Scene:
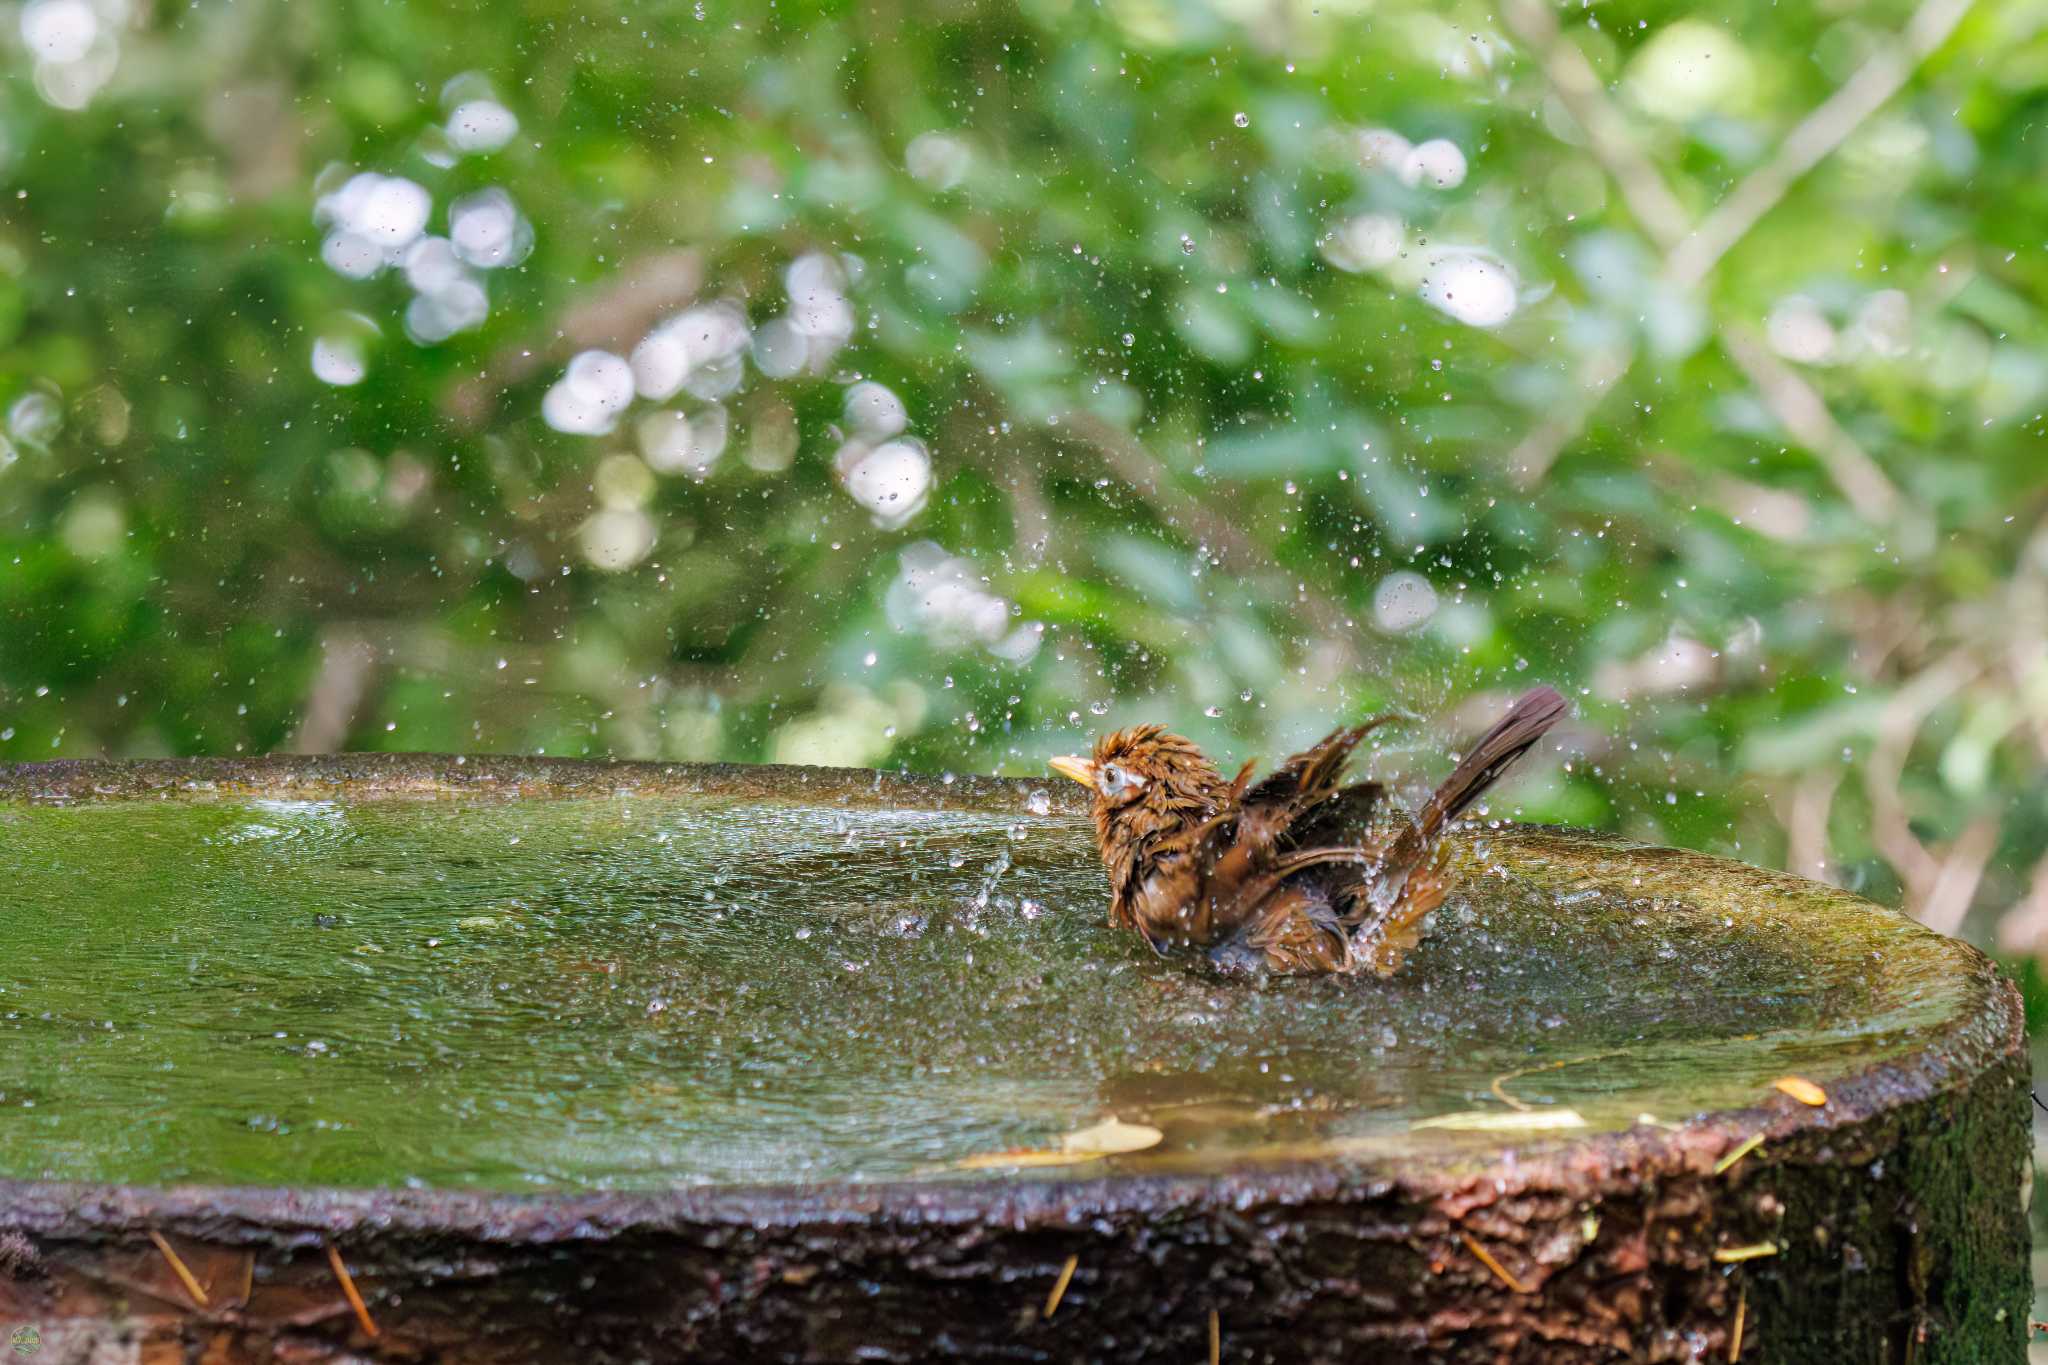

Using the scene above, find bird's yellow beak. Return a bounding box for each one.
[1048,755,1097,787]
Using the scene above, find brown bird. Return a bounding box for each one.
[1048,686,1569,977]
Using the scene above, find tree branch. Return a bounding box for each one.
[1715,326,1901,522]
[1860,648,1984,918]
[1664,0,1976,289]
[289,630,379,754]
[1497,0,1964,516]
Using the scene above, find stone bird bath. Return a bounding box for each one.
[0,755,2027,1362]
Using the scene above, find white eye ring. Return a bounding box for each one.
[1097,764,1144,796]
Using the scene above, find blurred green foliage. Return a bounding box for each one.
[1,0,2044,957]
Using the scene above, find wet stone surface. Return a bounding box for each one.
[0,757,1997,1193]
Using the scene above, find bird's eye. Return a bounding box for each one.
[1096,764,1143,797]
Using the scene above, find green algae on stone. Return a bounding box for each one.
[0,757,2010,1194]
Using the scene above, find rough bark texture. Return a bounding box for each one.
[0,755,2030,1363]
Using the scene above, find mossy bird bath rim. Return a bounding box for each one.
[0,753,2028,1364]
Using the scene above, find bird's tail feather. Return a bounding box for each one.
[1367,685,1569,914]
[1414,685,1569,845]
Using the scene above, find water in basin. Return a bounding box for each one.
[0,792,1946,1191]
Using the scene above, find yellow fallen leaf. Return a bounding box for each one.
[1411,1108,1587,1132]
[1773,1075,1827,1106]
[1714,1132,1766,1175]
[953,1149,1108,1171]
[953,1115,1163,1170]
[1058,1116,1163,1155]
[1043,1254,1078,1318]
[1713,1241,1779,1263]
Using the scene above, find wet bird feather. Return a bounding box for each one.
[1052,686,1569,977]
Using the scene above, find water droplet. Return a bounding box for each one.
[1233,111,1249,128]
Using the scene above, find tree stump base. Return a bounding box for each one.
[0,756,2028,1362]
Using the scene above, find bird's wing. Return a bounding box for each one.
[1279,779,1386,849]
[1182,689,1565,974]
[1238,883,1351,975]
[1220,719,1394,872]
[1241,719,1395,829]
[1199,720,1397,938]
[1120,826,1223,949]
[1187,835,1434,976]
